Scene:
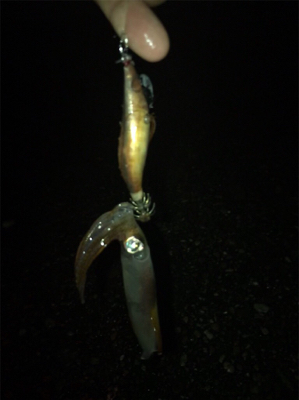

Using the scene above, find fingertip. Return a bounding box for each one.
[132,26,170,63]
[125,1,170,62]
[97,0,169,62]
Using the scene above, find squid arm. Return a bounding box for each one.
[75,202,162,359]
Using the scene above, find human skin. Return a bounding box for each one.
[94,0,169,62]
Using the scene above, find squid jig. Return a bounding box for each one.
[117,35,156,222]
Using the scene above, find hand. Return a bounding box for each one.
[94,0,169,62]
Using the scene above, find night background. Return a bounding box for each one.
[2,1,298,399]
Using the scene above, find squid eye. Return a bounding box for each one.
[124,236,144,254]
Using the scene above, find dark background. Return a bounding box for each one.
[2,1,298,399]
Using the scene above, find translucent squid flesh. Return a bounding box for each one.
[118,53,156,221]
[121,237,162,359]
[75,203,162,359]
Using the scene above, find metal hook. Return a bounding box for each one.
[119,33,129,54]
[117,33,133,64]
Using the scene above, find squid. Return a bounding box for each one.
[75,36,162,359]
[75,203,162,359]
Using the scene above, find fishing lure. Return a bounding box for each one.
[75,36,161,359]
[117,35,156,222]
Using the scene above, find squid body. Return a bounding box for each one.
[75,203,162,359]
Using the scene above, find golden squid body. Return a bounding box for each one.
[75,203,162,359]
[118,61,156,222]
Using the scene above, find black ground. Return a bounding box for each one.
[2,2,298,400]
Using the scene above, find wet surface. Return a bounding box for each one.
[2,2,298,400]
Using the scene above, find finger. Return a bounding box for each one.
[125,0,169,62]
[95,0,169,62]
